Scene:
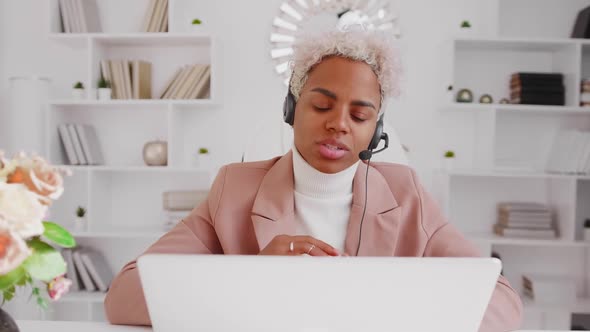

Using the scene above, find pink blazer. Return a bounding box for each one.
[104,152,523,331]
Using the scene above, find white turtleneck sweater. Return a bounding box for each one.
[292,146,359,253]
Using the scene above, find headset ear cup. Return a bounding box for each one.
[283,91,296,125]
[368,115,384,150]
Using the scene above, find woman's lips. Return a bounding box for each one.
[318,143,348,160]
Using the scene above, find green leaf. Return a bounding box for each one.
[0,266,26,291]
[2,286,16,302]
[36,296,48,310]
[42,222,76,248]
[15,272,30,286]
[22,239,66,282]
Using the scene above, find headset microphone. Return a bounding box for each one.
[358,133,389,161]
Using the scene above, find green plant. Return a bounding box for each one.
[460,20,471,28]
[73,82,84,89]
[198,147,209,154]
[76,206,86,218]
[444,150,455,158]
[97,76,110,89]
[191,18,202,25]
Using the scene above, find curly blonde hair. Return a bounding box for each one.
[289,29,402,111]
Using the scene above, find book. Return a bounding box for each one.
[80,249,113,292]
[142,0,158,32]
[123,60,133,99]
[78,0,102,33]
[72,250,96,291]
[62,249,80,291]
[165,66,191,99]
[159,67,183,98]
[510,95,565,106]
[571,5,590,38]
[58,124,78,165]
[75,124,104,165]
[493,224,557,239]
[67,124,87,165]
[191,65,211,99]
[132,60,152,99]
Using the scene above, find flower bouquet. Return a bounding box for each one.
[0,151,76,328]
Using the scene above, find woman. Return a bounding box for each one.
[104,30,523,332]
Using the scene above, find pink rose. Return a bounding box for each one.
[7,153,68,205]
[0,225,31,275]
[47,274,73,301]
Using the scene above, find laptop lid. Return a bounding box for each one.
[138,255,501,332]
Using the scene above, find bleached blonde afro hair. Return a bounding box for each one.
[289,29,402,110]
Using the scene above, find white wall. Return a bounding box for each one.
[0,0,520,188]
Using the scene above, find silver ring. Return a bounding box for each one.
[289,241,294,252]
[307,244,315,255]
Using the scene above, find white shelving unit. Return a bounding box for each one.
[437,1,590,329]
[3,0,220,323]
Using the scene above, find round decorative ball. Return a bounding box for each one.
[143,140,168,166]
[479,94,493,104]
[456,89,473,103]
[499,98,510,104]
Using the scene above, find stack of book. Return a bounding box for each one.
[62,248,114,292]
[162,190,208,230]
[545,130,590,175]
[522,274,576,304]
[493,202,558,239]
[58,124,104,165]
[58,0,102,33]
[100,60,152,100]
[581,79,590,107]
[159,64,211,99]
[142,0,169,33]
[510,72,565,105]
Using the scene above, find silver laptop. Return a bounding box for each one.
[137,255,501,332]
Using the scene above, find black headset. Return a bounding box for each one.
[283,86,387,158]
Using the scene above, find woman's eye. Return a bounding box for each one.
[313,105,330,111]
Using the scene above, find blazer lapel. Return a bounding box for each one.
[251,151,297,250]
[344,162,401,256]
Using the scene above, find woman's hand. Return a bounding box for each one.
[258,235,340,256]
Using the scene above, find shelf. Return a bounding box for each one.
[72,229,166,239]
[56,165,210,173]
[49,33,212,47]
[442,103,590,115]
[467,233,590,248]
[442,169,590,180]
[453,36,582,51]
[59,291,106,303]
[48,99,216,107]
[522,295,590,313]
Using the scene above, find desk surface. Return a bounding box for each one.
[16,321,574,332]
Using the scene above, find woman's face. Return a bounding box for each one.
[293,56,382,174]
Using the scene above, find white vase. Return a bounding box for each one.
[584,228,590,242]
[73,217,85,232]
[197,153,212,169]
[444,158,454,171]
[190,24,205,33]
[71,88,85,99]
[98,88,112,100]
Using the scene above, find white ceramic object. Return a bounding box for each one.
[98,88,112,100]
[71,88,85,99]
[143,140,168,166]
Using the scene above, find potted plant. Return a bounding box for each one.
[443,150,455,171]
[190,18,204,32]
[584,219,590,242]
[71,81,85,100]
[74,206,86,231]
[0,151,76,331]
[97,76,112,100]
[458,20,477,37]
[195,147,212,168]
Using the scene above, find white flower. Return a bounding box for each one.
[0,183,46,238]
[0,224,32,275]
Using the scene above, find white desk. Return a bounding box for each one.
[16,321,575,332]
[17,320,151,331]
